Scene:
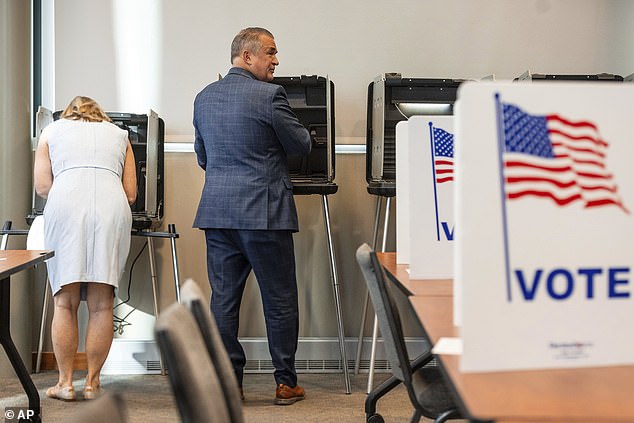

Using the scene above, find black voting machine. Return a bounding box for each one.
[514,70,625,82]
[272,75,351,393]
[110,111,165,230]
[273,75,338,195]
[366,73,464,196]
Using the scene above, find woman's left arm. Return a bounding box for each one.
[34,133,53,198]
[122,141,137,205]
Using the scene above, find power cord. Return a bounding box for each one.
[113,241,147,335]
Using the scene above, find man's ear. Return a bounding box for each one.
[242,49,251,66]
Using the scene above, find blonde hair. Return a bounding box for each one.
[60,96,111,123]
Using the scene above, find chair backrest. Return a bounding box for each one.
[356,243,412,384]
[66,391,127,423]
[155,302,231,423]
[357,243,461,422]
[180,279,244,423]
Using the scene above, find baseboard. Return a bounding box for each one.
[102,336,429,375]
[32,352,87,371]
[34,337,431,374]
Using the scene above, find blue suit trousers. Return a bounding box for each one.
[204,228,299,387]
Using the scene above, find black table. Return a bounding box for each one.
[1,250,54,423]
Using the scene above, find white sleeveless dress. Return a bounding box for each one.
[42,119,132,295]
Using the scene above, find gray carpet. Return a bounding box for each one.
[0,371,435,422]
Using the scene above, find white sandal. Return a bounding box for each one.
[46,384,76,401]
[83,385,102,400]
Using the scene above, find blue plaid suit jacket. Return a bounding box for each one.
[192,67,311,231]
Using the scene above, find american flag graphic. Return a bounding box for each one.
[433,126,454,184]
[501,102,628,213]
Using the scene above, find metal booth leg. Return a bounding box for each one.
[147,236,166,375]
[321,194,351,394]
[36,283,51,373]
[168,224,181,303]
[355,196,383,374]
[366,196,391,394]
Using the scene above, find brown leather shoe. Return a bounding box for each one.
[274,383,305,405]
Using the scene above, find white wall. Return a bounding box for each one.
[53,0,633,143]
[603,0,634,74]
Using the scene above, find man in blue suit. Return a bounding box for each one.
[193,27,311,405]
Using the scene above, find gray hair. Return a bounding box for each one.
[230,27,274,64]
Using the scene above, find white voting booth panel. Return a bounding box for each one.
[395,121,410,264]
[455,81,634,372]
[408,116,454,279]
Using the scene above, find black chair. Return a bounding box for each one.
[155,302,231,423]
[66,391,127,423]
[180,279,244,423]
[356,243,461,423]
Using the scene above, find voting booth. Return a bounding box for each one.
[272,75,350,393]
[358,74,464,390]
[454,81,634,372]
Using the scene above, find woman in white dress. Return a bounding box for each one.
[34,96,137,401]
